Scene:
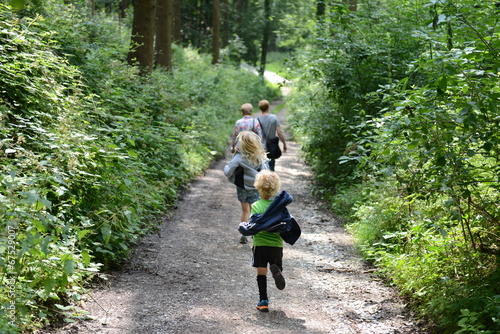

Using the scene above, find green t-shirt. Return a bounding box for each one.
[250,199,283,247]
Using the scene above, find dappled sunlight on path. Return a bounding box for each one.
[49,100,427,334]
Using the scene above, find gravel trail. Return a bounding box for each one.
[48,100,428,334]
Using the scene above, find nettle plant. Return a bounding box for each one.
[353,1,500,331]
[370,0,500,259]
[1,3,280,331]
[0,9,104,331]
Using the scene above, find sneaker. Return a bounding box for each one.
[256,300,269,312]
[270,264,286,290]
[239,236,248,244]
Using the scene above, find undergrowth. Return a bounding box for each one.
[0,4,279,332]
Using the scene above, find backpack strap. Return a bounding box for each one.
[257,117,268,140]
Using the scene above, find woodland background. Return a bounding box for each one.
[0,0,499,333]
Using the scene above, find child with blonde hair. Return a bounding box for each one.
[224,131,268,244]
[250,170,284,312]
[238,170,300,312]
[230,103,262,153]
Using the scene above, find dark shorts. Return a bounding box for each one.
[236,186,259,204]
[252,246,283,270]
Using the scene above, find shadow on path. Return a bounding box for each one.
[48,89,428,334]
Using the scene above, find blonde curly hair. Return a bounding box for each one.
[254,170,281,199]
[237,131,266,167]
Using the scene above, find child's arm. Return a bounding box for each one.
[223,153,241,178]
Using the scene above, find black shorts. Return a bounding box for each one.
[252,246,283,270]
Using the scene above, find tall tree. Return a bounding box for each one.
[212,0,220,64]
[173,0,182,43]
[259,0,271,76]
[127,0,156,75]
[345,0,357,11]
[221,0,229,48]
[156,0,173,71]
[119,0,131,19]
[317,0,325,20]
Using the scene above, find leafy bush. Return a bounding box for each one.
[0,3,278,332]
[0,7,106,331]
[351,181,500,332]
[289,0,500,332]
[288,0,424,193]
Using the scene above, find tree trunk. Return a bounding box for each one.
[127,0,156,75]
[119,0,131,19]
[345,0,357,11]
[221,0,229,48]
[156,0,173,71]
[212,0,220,64]
[235,0,247,26]
[259,0,271,76]
[316,0,325,20]
[173,0,181,44]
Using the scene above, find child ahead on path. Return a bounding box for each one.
[239,170,298,312]
[257,99,286,171]
[224,131,268,244]
[230,103,262,154]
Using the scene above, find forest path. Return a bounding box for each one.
[49,99,428,334]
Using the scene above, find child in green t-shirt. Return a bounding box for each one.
[250,170,286,312]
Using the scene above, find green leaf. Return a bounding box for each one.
[489,98,498,113]
[43,278,57,295]
[41,236,52,255]
[27,191,40,204]
[81,250,91,266]
[11,0,26,10]
[55,304,74,311]
[33,219,47,233]
[101,224,112,243]
[63,259,75,275]
[78,229,91,240]
[436,156,446,166]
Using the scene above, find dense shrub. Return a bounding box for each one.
[288,0,500,332]
[0,3,278,332]
[288,1,424,194]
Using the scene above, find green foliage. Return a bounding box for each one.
[0,2,278,332]
[0,6,105,330]
[265,51,297,81]
[288,0,424,193]
[349,181,500,332]
[273,0,316,50]
[289,0,500,332]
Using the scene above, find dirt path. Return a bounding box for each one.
[49,100,428,334]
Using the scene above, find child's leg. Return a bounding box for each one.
[256,267,268,300]
[268,159,276,171]
[269,248,286,290]
[253,247,270,311]
[240,202,251,222]
[238,202,251,243]
[270,264,286,290]
[256,267,269,312]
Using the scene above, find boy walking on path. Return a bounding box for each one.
[239,170,301,312]
[231,103,262,154]
[256,100,286,171]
